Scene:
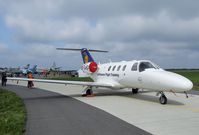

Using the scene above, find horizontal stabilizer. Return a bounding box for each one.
[56,48,108,53]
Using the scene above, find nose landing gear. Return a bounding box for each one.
[132,88,139,94]
[158,92,167,105]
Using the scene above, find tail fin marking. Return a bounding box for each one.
[81,48,94,63]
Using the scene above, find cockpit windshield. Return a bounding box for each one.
[139,62,156,72]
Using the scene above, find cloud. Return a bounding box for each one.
[1,0,199,19]
[0,0,199,68]
[5,15,104,44]
[4,11,199,45]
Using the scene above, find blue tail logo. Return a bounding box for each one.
[81,48,94,63]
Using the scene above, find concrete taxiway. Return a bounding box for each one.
[4,83,150,135]
[7,80,199,135]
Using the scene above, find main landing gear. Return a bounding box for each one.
[132,88,139,94]
[158,92,167,105]
[82,87,94,97]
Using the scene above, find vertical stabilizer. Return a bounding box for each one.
[81,48,94,63]
[56,48,108,64]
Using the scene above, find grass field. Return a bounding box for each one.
[0,88,26,135]
[170,70,199,91]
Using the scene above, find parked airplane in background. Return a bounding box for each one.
[36,62,61,75]
[50,62,61,71]
[2,64,36,76]
[21,65,37,74]
[24,64,30,70]
[8,48,193,104]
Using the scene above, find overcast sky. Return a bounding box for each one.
[0,0,199,69]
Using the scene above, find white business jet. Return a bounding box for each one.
[8,48,193,104]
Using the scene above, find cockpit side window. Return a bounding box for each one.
[131,62,138,71]
[139,62,155,72]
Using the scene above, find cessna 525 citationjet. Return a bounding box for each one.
[8,48,193,104]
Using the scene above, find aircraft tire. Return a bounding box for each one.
[132,88,138,94]
[159,94,167,104]
[86,89,93,95]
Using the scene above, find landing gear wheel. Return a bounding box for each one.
[159,94,167,105]
[132,88,138,94]
[82,87,93,97]
[86,89,93,95]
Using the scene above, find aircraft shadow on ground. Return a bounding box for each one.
[6,84,184,106]
[69,90,184,106]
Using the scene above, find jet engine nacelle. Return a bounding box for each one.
[82,62,98,74]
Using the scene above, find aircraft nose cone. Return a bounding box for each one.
[170,72,193,92]
[181,78,193,91]
[159,71,193,92]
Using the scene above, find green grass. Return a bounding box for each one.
[0,89,26,135]
[46,77,93,82]
[170,70,199,91]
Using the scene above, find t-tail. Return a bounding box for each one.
[56,48,108,73]
[56,48,108,64]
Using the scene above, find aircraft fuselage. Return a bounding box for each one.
[87,60,193,93]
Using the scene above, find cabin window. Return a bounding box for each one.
[122,65,127,71]
[117,65,121,71]
[112,66,116,71]
[108,66,112,71]
[131,62,138,71]
[139,62,155,72]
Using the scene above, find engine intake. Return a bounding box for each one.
[89,62,98,73]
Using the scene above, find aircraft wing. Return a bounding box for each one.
[7,77,113,88]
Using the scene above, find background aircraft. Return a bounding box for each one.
[21,65,37,74]
[23,64,30,70]
[50,62,61,71]
[8,48,193,104]
[36,62,61,74]
[8,64,37,75]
